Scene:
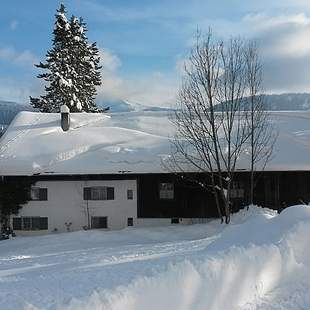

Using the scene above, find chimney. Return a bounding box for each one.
[60,105,70,131]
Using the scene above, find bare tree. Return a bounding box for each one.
[166,30,250,224]
[244,41,277,206]
[166,31,278,223]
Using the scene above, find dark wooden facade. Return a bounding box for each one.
[137,174,217,218]
[3,171,310,220]
[253,171,310,209]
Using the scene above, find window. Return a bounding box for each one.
[127,189,133,200]
[22,217,31,230]
[83,187,114,200]
[171,218,180,224]
[230,181,244,198]
[91,216,108,229]
[159,183,174,199]
[12,217,21,230]
[30,187,48,201]
[127,217,133,226]
[13,217,48,230]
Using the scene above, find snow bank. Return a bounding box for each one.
[65,246,290,310]
[1,205,310,310]
[65,206,310,310]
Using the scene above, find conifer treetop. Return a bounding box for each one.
[30,4,103,113]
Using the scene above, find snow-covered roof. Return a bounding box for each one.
[1,110,310,176]
[0,111,174,175]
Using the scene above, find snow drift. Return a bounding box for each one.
[1,205,310,309]
[65,206,310,310]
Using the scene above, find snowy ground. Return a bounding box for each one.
[1,205,310,310]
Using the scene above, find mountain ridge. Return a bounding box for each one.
[2,93,310,128]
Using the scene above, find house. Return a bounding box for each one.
[1,108,310,234]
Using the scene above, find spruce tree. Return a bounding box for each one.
[30,4,102,113]
[69,16,102,112]
[30,4,72,112]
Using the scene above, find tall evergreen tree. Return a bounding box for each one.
[69,16,102,112]
[30,4,102,113]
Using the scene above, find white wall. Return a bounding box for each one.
[13,179,137,235]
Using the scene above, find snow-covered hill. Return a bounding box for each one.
[0,205,310,309]
[264,93,310,110]
[97,99,174,113]
[2,93,310,128]
[99,93,310,112]
[74,93,310,112]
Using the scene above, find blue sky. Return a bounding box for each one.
[1,0,310,106]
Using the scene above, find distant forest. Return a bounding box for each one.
[213,93,310,112]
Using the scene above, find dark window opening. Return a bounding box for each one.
[127,189,133,200]
[12,217,21,230]
[91,216,108,229]
[22,217,31,230]
[30,187,48,201]
[13,217,48,230]
[127,217,133,226]
[159,183,174,200]
[84,187,114,200]
[230,181,244,199]
[171,218,180,224]
[39,217,48,230]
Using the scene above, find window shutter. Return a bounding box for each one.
[84,187,91,200]
[23,217,31,230]
[127,217,133,226]
[13,218,22,230]
[100,217,108,228]
[40,217,48,230]
[127,189,133,200]
[107,187,114,200]
[32,218,41,230]
[39,188,48,201]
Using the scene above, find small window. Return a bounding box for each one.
[12,217,21,230]
[91,216,108,229]
[84,187,114,201]
[230,181,244,198]
[230,189,245,198]
[13,217,48,231]
[22,217,31,230]
[39,217,48,230]
[171,218,179,224]
[159,183,174,200]
[32,217,41,230]
[127,217,133,226]
[30,187,48,201]
[127,189,133,200]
